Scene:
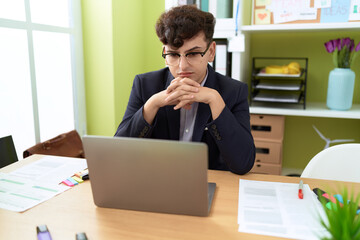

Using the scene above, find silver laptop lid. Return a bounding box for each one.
[83,135,211,216]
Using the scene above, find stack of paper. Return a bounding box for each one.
[0,156,87,212]
[238,179,329,240]
[255,82,302,91]
[253,92,300,103]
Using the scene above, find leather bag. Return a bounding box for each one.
[23,130,85,159]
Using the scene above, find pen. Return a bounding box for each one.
[36,225,52,240]
[298,180,303,199]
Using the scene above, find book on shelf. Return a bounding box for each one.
[201,0,209,11]
[178,0,200,8]
[212,39,232,77]
[201,0,233,18]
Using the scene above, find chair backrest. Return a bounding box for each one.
[301,143,360,183]
[0,135,18,168]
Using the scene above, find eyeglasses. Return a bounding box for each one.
[162,43,211,66]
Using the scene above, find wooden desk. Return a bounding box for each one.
[1,155,359,240]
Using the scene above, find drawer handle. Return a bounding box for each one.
[256,164,261,167]
[251,125,271,132]
[256,159,261,162]
[256,148,269,154]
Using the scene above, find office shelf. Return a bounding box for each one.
[250,102,360,119]
[241,22,360,32]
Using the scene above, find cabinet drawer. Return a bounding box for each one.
[250,114,285,141]
[254,140,282,164]
[250,162,282,175]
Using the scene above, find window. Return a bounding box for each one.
[0,0,85,160]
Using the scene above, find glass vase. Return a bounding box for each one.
[326,68,355,111]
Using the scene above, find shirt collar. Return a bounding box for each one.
[200,69,208,87]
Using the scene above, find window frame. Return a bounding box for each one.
[0,0,86,144]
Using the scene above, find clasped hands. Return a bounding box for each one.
[144,77,225,124]
[162,77,212,110]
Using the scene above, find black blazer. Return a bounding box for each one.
[115,65,255,175]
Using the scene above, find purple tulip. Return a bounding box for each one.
[324,38,359,68]
[342,37,352,49]
[332,38,341,50]
[349,39,355,51]
[355,42,360,52]
[324,41,334,53]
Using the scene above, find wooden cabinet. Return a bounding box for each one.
[250,114,285,175]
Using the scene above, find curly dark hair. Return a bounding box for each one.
[155,5,215,48]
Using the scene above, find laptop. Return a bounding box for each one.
[82,135,216,216]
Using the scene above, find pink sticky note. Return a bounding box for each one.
[62,179,74,187]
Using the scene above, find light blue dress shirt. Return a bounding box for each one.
[179,71,208,141]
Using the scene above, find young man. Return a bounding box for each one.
[115,5,255,175]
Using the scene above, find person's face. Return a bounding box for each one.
[163,32,215,84]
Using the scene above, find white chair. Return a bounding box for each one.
[301,143,360,183]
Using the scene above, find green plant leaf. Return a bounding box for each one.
[338,47,347,68]
[332,49,338,68]
[350,51,359,68]
[319,188,360,240]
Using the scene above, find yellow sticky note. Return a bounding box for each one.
[255,9,271,25]
[72,176,84,183]
[256,0,272,7]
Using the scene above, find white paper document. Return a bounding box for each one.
[253,92,300,103]
[268,0,312,24]
[9,155,87,185]
[255,82,302,91]
[238,179,329,240]
[314,0,331,9]
[0,156,87,212]
[349,0,360,21]
[0,172,69,212]
[299,8,318,20]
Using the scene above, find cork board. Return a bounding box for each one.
[252,0,360,25]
